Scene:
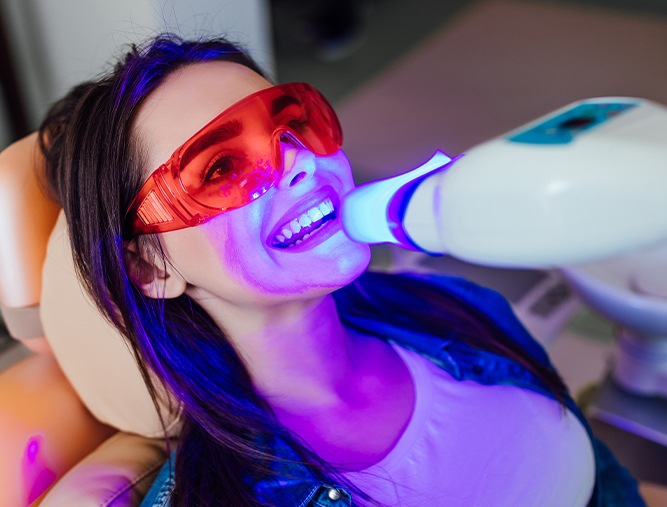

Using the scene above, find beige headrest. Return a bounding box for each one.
[40,212,180,437]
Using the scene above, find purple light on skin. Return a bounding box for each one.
[22,435,58,504]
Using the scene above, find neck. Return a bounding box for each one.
[201,294,360,408]
[194,290,416,469]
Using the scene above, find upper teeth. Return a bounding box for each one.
[275,199,334,245]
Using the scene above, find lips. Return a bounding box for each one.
[268,186,339,249]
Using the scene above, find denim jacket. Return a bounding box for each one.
[141,273,645,506]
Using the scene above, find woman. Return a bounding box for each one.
[39,35,644,506]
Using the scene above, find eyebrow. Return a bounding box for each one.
[270,95,301,117]
[178,119,244,171]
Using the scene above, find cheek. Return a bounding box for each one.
[197,205,273,287]
[321,151,354,185]
[159,219,235,287]
[199,220,249,274]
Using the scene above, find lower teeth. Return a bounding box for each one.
[283,226,319,247]
[277,215,334,248]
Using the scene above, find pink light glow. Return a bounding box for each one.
[22,435,57,504]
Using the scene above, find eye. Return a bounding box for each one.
[286,117,308,133]
[203,155,237,183]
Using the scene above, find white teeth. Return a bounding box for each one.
[274,198,336,247]
[290,220,301,233]
[319,200,333,215]
[308,208,324,221]
[298,215,312,227]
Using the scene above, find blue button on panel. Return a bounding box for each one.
[508,101,638,145]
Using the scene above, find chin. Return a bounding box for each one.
[294,242,370,296]
[331,241,372,282]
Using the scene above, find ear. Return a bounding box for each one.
[123,241,187,299]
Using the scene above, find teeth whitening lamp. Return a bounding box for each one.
[343,97,667,400]
[342,97,667,268]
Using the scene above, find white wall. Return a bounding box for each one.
[0,0,273,129]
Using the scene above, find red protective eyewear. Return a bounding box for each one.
[123,83,343,237]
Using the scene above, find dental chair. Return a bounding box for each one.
[0,134,179,506]
[2,135,667,507]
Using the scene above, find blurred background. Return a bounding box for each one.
[2,0,667,162]
[0,0,274,149]
[1,0,667,498]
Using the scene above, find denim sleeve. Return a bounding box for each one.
[140,453,175,507]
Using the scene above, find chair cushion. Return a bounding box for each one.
[40,213,180,437]
[39,432,169,507]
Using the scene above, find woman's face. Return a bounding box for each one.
[132,61,371,307]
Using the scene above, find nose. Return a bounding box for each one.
[276,141,317,189]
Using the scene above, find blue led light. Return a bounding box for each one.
[509,102,638,144]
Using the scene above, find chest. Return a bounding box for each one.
[343,350,596,507]
[275,344,415,469]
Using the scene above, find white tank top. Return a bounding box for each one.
[343,345,595,506]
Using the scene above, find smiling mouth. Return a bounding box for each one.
[270,198,337,248]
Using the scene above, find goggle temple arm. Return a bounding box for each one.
[123,166,209,237]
